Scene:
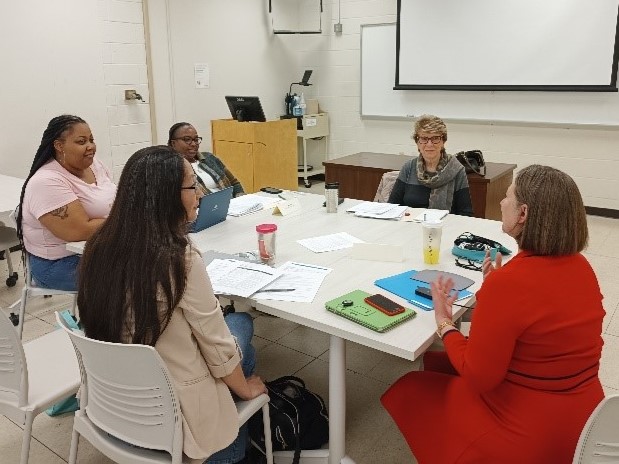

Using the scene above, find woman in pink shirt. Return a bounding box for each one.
[16,115,116,291]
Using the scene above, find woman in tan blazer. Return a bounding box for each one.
[77,146,266,463]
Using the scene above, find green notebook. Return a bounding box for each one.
[325,290,416,333]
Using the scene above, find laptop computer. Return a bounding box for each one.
[189,187,233,233]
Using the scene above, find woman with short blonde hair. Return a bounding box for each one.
[388,114,473,216]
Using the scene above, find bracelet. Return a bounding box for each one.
[436,320,457,339]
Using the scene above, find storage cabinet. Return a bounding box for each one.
[211,119,298,193]
[297,113,329,188]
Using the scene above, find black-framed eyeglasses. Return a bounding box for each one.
[455,257,482,272]
[174,136,203,145]
[416,135,443,145]
[181,182,199,193]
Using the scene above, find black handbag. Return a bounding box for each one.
[249,376,329,464]
[455,150,486,176]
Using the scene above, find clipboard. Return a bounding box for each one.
[325,290,416,332]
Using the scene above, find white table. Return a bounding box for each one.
[0,173,24,222]
[68,194,517,464]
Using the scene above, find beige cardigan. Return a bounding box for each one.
[127,248,242,460]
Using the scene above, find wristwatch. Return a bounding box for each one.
[436,320,457,339]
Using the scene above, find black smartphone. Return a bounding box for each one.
[414,287,433,300]
[260,187,283,194]
[364,294,405,316]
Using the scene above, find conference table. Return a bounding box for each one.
[0,173,24,221]
[68,192,518,464]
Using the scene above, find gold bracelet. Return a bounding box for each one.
[436,320,457,339]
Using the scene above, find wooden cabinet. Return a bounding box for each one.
[323,152,516,220]
[211,119,298,193]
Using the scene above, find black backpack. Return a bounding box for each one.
[249,376,329,464]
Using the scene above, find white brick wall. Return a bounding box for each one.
[100,0,151,180]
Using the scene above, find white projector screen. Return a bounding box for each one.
[397,0,619,91]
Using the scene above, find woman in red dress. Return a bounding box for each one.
[381,165,605,464]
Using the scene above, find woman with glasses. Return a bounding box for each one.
[17,115,116,291]
[168,122,244,197]
[388,114,473,216]
[78,146,265,464]
[382,165,604,463]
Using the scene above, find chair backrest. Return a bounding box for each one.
[374,170,400,203]
[55,312,183,459]
[573,394,619,463]
[0,312,28,406]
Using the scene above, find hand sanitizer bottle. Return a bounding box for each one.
[299,92,307,115]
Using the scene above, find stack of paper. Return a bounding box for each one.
[206,259,282,297]
[346,201,407,220]
[228,194,282,217]
[253,261,333,303]
[297,232,364,253]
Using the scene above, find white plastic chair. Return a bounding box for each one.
[4,209,77,339]
[7,253,78,339]
[0,225,20,287]
[573,394,619,463]
[0,311,80,464]
[55,311,274,464]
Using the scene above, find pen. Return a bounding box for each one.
[258,288,296,293]
[278,194,287,200]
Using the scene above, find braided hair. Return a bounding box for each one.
[16,115,86,245]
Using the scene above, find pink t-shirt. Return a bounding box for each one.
[22,158,116,259]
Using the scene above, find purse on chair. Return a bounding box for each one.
[455,150,486,176]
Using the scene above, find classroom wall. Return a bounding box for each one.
[145,0,300,149]
[0,0,150,182]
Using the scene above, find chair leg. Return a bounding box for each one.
[20,411,34,464]
[68,429,80,464]
[262,403,273,464]
[17,287,28,340]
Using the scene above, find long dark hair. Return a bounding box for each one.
[16,115,86,245]
[78,146,190,345]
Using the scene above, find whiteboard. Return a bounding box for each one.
[360,23,619,126]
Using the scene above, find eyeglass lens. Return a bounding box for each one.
[417,136,443,145]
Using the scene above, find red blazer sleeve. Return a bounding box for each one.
[443,269,531,393]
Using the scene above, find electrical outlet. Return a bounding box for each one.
[124,89,138,100]
[334,23,343,34]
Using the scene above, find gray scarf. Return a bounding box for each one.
[416,153,463,211]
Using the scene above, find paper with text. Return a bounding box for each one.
[206,259,282,298]
[297,232,364,253]
[253,261,333,303]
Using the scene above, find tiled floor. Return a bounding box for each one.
[1,178,618,463]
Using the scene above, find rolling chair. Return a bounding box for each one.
[55,311,274,464]
[573,394,619,463]
[0,311,80,464]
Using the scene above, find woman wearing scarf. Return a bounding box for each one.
[388,115,473,216]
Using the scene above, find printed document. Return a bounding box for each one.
[253,262,333,303]
[206,259,282,297]
[346,201,407,220]
[297,232,364,253]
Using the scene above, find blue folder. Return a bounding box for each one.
[375,270,473,311]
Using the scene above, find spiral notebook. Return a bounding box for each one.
[325,290,416,333]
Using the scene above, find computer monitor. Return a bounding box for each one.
[225,96,266,122]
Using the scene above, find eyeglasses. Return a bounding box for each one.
[181,182,200,193]
[174,136,203,145]
[416,135,443,145]
[455,257,482,272]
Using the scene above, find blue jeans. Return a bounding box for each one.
[206,312,256,464]
[29,253,80,291]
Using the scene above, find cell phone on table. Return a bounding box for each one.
[260,187,283,194]
[363,293,405,316]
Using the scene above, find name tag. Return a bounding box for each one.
[273,199,302,216]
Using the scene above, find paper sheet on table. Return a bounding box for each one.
[252,261,333,302]
[297,232,364,253]
[413,209,449,222]
[206,258,282,298]
[346,201,407,220]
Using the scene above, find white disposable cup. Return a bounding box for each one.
[422,220,443,265]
